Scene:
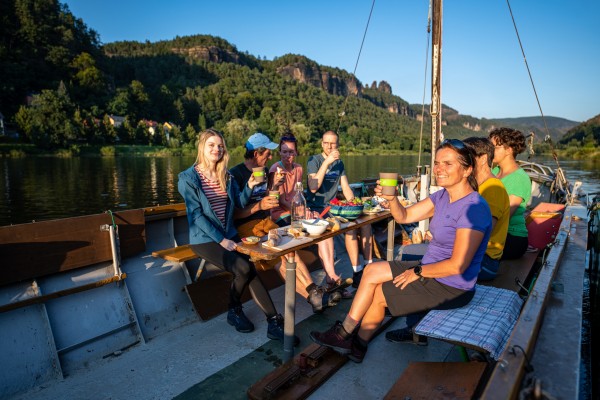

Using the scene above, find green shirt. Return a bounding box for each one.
[492,166,531,237]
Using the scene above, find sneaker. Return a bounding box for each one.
[267,314,300,346]
[326,278,354,299]
[308,286,341,314]
[352,269,363,288]
[227,306,255,333]
[348,336,368,363]
[310,321,352,355]
[385,326,428,346]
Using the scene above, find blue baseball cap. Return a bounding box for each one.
[246,132,278,151]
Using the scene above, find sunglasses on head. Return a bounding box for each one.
[441,138,466,150]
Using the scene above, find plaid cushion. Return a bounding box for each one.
[414,285,523,359]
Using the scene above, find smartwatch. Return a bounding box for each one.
[413,264,424,282]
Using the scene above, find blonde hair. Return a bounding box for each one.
[195,129,230,191]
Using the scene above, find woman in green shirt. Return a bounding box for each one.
[489,127,531,259]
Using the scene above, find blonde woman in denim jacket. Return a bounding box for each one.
[178,129,296,344]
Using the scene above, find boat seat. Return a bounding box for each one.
[479,249,539,293]
[384,361,487,400]
[152,244,197,262]
[152,244,207,281]
[414,285,523,360]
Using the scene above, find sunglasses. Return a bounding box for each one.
[441,138,466,149]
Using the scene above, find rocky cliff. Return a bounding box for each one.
[276,63,362,97]
[171,46,242,64]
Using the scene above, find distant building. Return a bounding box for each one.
[163,122,175,132]
[142,119,158,135]
[108,115,126,128]
[162,122,178,140]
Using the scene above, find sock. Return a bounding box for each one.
[341,316,359,337]
[352,265,363,273]
[365,259,373,265]
[305,283,317,293]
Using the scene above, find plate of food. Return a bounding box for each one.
[362,197,384,214]
[241,236,261,245]
[362,205,383,215]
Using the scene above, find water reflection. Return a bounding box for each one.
[0,154,597,226]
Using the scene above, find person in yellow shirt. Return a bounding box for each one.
[463,137,510,280]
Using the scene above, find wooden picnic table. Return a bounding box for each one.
[236,210,396,361]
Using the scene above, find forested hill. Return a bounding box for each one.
[0,0,592,154]
[558,114,600,147]
[485,116,578,143]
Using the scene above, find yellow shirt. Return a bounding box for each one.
[479,177,510,260]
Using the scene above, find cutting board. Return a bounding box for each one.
[261,235,313,251]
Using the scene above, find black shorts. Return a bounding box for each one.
[382,260,474,317]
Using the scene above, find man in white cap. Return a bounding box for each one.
[230,132,340,314]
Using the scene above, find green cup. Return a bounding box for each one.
[269,190,280,200]
[252,167,265,183]
[379,172,398,196]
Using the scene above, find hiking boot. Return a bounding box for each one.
[310,321,352,355]
[352,269,363,288]
[227,306,255,333]
[385,326,428,346]
[348,336,368,363]
[308,286,341,314]
[267,314,300,346]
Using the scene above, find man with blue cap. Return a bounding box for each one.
[230,132,340,314]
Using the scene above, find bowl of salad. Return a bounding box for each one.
[328,198,364,220]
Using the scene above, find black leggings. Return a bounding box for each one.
[501,233,529,260]
[190,240,277,318]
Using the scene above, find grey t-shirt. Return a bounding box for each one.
[305,154,345,212]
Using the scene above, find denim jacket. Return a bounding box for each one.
[178,165,251,244]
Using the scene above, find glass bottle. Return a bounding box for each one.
[291,181,307,228]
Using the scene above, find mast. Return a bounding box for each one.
[430,0,442,185]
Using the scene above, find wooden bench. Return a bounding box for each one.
[384,361,487,400]
[480,249,540,293]
[0,209,145,313]
[152,242,324,320]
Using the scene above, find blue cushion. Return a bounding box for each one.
[414,285,523,359]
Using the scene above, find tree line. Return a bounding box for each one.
[2,0,597,157]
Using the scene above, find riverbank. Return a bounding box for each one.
[2,142,598,159]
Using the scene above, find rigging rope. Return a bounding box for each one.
[336,0,376,134]
[506,0,571,201]
[417,1,433,171]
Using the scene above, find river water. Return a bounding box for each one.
[0,154,598,227]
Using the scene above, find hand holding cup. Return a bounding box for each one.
[252,167,266,183]
[379,172,398,196]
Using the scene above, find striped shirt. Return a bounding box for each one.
[196,166,228,227]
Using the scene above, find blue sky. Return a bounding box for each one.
[63,0,599,123]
